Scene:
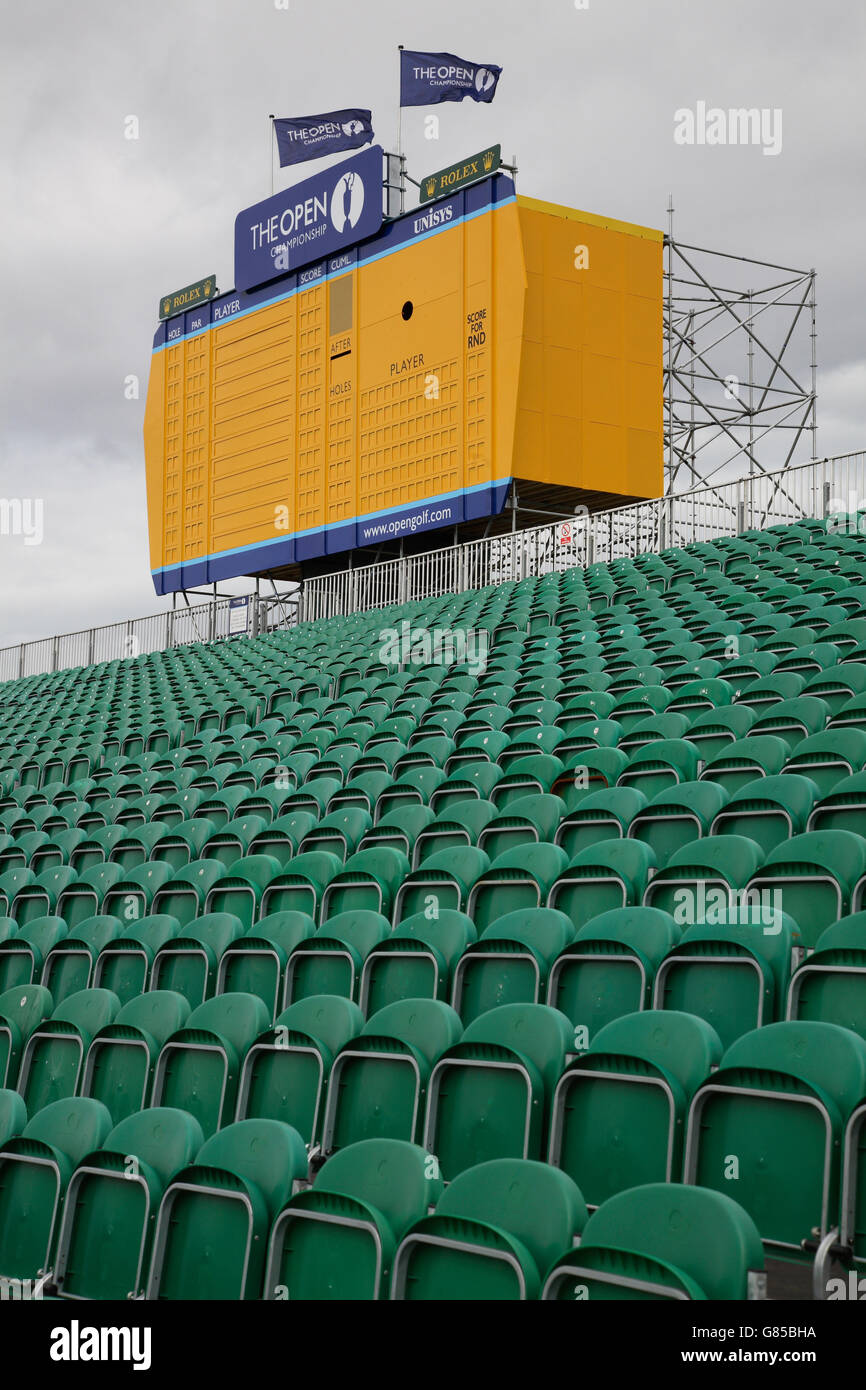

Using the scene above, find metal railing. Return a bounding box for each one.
[2,449,864,684]
[299,451,866,622]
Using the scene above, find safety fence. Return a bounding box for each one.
[2,449,864,683]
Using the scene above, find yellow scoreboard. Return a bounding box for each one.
[144,171,663,594]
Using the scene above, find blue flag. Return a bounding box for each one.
[400,50,502,107]
[274,109,374,167]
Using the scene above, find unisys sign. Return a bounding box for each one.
[233,145,384,292]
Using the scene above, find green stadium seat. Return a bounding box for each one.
[0,1097,112,1283]
[548,840,656,929]
[746,829,866,948]
[643,835,765,919]
[475,794,565,860]
[320,847,410,922]
[411,800,497,866]
[108,823,174,872]
[360,805,436,859]
[0,983,54,1088]
[0,829,48,872]
[802,664,866,717]
[264,1138,440,1301]
[258,850,343,922]
[829,693,866,735]
[830,1083,866,1286]
[215,910,317,1020]
[615,712,691,755]
[248,810,317,866]
[80,990,191,1123]
[542,1183,765,1300]
[149,912,246,1007]
[392,846,489,924]
[151,992,270,1138]
[146,1119,307,1299]
[781,730,866,794]
[450,908,576,1024]
[200,814,269,868]
[546,906,680,1041]
[69,825,127,872]
[628,781,729,865]
[0,1087,26,1148]
[392,1158,587,1301]
[709,772,818,853]
[298,807,372,863]
[39,915,124,1005]
[549,1010,721,1207]
[235,993,363,1143]
[423,1002,573,1179]
[652,907,800,1049]
[467,844,568,932]
[0,915,68,990]
[0,867,34,919]
[52,1107,205,1299]
[284,909,392,1005]
[202,853,284,928]
[99,861,175,925]
[554,787,647,859]
[320,999,462,1154]
[90,913,183,1004]
[358,909,476,1016]
[429,765,504,814]
[684,1021,866,1256]
[684,705,758,761]
[786,913,866,1040]
[492,753,566,809]
[17,987,121,1114]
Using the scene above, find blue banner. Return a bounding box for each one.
[234,145,384,292]
[274,109,374,167]
[400,49,502,106]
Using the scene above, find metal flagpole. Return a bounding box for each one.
[269,113,275,196]
[397,45,405,212]
[397,45,403,157]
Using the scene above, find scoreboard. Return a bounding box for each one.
[144,166,663,595]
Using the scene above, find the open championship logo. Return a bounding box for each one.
[341,118,365,137]
[331,170,364,234]
[474,67,496,94]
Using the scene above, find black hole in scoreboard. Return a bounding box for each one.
[401,300,414,320]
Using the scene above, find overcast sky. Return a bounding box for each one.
[0,0,863,647]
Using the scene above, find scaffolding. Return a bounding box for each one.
[664,199,817,497]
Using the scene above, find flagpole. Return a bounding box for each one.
[269,113,275,196]
[397,44,404,213]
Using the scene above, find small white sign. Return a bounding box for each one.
[229,597,250,634]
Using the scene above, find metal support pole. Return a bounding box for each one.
[810,269,818,460]
[396,45,405,214]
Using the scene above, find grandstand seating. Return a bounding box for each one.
[2,516,866,1298]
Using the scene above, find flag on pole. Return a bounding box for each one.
[400,50,502,106]
[273,109,374,167]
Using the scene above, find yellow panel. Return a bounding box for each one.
[182,332,210,562]
[144,182,661,590]
[210,294,297,552]
[143,347,166,571]
[515,199,663,497]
